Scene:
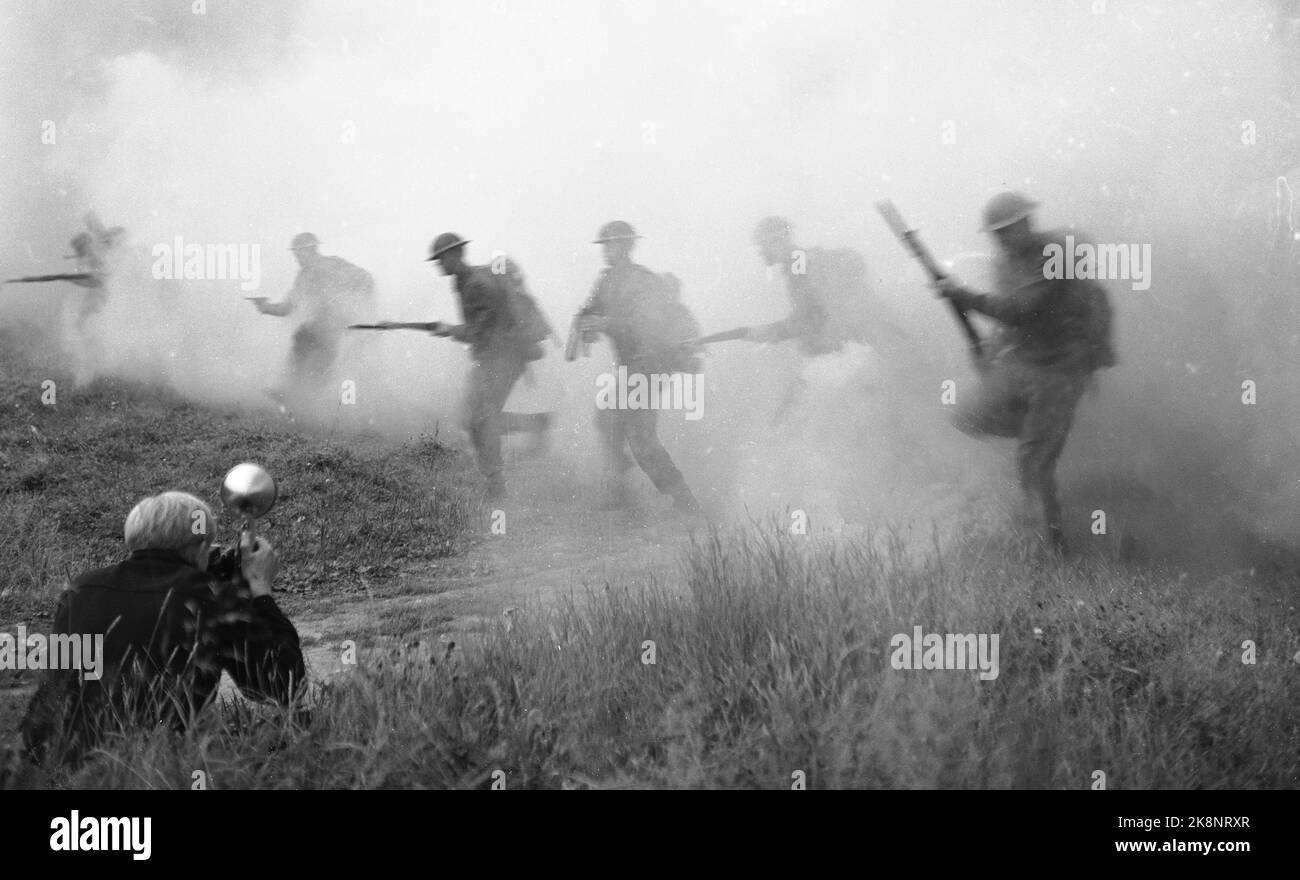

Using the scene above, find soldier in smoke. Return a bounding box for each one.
[572,220,702,514]
[747,216,906,424]
[62,228,116,329]
[934,192,1117,554]
[250,232,375,405]
[427,232,553,502]
[2,213,126,382]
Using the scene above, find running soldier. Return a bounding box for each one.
[572,220,702,513]
[427,232,553,501]
[747,216,906,422]
[250,232,375,403]
[935,192,1117,554]
[2,214,126,382]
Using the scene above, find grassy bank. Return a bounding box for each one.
[0,325,480,621]
[7,523,1296,789]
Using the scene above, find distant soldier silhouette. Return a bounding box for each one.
[748,216,907,423]
[427,232,554,501]
[250,232,375,405]
[2,213,126,382]
[935,192,1117,554]
[572,220,702,513]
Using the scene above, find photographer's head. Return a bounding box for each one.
[124,491,215,570]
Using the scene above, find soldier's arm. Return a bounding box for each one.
[765,288,827,342]
[458,273,510,347]
[258,296,295,317]
[574,274,608,318]
[203,585,306,705]
[947,278,1051,326]
[257,275,302,316]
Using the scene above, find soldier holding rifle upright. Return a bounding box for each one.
[932,192,1116,554]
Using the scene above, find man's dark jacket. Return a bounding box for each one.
[20,548,305,764]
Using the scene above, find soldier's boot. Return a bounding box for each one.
[669,482,702,516]
[1046,524,1069,556]
[1041,488,1069,556]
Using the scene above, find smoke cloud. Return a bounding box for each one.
[2,0,1297,568]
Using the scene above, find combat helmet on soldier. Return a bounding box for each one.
[427,233,471,261]
[65,232,95,260]
[980,192,1038,232]
[752,215,793,244]
[593,221,640,244]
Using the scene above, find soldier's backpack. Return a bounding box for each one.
[1080,278,1118,371]
[814,247,865,340]
[801,247,899,350]
[496,256,554,361]
[643,271,702,374]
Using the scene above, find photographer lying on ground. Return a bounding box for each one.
[20,491,306,766]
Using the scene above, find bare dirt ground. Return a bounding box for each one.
[289,483,702,682]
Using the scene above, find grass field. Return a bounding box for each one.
[0,324,480,623]
[2,325,1298,789]
[5,521,1298,789]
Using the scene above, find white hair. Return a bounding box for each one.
[123,491,214,554]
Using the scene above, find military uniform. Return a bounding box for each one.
[768,246,883,355]
[266,255,374,388]
[578,261,695,505]
[764,245,906,424]
[454,265,549,492]
[946,228,1116,547]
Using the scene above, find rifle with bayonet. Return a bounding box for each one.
[4,273,99,286]
[683,326,752,347]
[875,199,984,369]
[348,321,445,333]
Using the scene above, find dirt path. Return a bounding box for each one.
[289,487,702,681]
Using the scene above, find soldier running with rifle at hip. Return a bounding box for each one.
[4,214,125,330]
[688,216,906,425]
[425,232,554,502]
[4,212,126,382]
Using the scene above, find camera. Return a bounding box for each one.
[206,542,245,585]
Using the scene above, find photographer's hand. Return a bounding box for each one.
[240,531,279,597]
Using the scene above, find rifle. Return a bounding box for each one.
[875,200,984,367]
[685,326,751,346]
[564,315,593,361]
[348,321,444,333]
[4,273,97,285]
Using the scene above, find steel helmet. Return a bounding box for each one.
[427,232,470,260]
[980,192,1038,232]
[64,232,94,259]
[593,220,640,243]
[752,215,793,244]
[289,231,321,250]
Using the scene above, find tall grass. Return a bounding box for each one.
[8,522,1296,789]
